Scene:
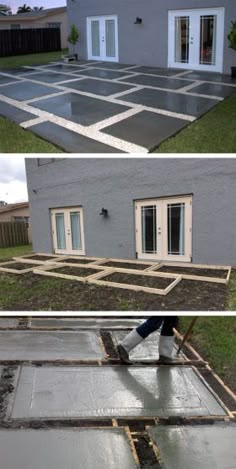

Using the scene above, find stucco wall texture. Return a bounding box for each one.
[25,158,236,266]
[67,0,236,74]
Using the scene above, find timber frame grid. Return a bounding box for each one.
[0,259,44,274]
[147,262,231,284]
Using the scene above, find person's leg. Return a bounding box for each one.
[158,316,182,363]
[117,317,164,363]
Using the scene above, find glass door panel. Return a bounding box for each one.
[91,20,101,57]
[55,213,66,250]
[141,205,157,254]
[87,16,118,62]
[174,16,190,64]
[70,212,82,251]
[199,15,217,66]
[105,19,116,58]
[167,203,185,256]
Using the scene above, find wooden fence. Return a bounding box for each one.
[0,28,61,57]
[0,222,29,248]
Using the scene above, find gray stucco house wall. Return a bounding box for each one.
[67,0,236,74]
[25,158,236,266]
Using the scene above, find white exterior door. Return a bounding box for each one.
[51,207,85,256]
[168,8,224,72]
[87,16,118,62]
[135,196,192,262]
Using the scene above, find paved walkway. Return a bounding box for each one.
[0,61,235,152]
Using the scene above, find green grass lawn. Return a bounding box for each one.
[156,94,236,153]
[0,49,68,69]
[0,244,32,261]
[179,316,236,392]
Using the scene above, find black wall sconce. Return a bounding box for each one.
[134,17,142,25]
[100,208,108,217]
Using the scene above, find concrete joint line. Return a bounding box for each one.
[121,65,143,71]
[55,77,87,85]
[108,86,145,99]
[20,117,46,128]
[89,107,144,131]
[172,70,193,78]
[0,80,24,87]
[113,73,141,81]
[24,90,69,104]
[178,80,204,92]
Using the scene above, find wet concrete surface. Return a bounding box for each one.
[121,88,218,117]
[0,75,21,85]
[30,318,143,329]
[11,366,226,419]
[0,101,38,124]
[0,428,137,469]
[121,74,194,90]
[33,92,130,126]
[0,81,59,101]
[91,62,133,70]
[46,64,87,73]
[102,110,187,149]
[184,71,236,84]
[76,68,136,80]
[130,66,183,76]
[62,78,134,96]
[0,318,19,328]
[149,424,236,469]
[0,67,37,76]
[188,82,236,98]
[27,72,77,83]
[31,121,121,152]
[0,331,104,360]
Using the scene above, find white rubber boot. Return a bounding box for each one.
[158,335,184,364]
[117,329,143,363]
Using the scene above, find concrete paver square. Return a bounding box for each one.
[62,78,134,96]
[131,66,184,76]
[30,121,121,152]
[184,71,236,84]
[0,331,104,360]
[0,428,137,469]
[76,68,136,80]
[188,82,236,98]
[27,71,78,83]
[0,101,38,124]
[91,62,133,70]
[121,74,194,90]
[148,424,236,469]
[0,67,37,76]
[32,92,131,126]
[0,81,60,101]
[0,318,19,328]
[0,75,21,85]
[102,110,187,150]
[46,64,88,73]
[11,366,226,419]
[121,88,218,117]
[30,318,143,329]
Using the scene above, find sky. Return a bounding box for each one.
[0,156,28,204]
[6,1,66,14]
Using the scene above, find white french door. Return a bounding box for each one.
[51,207,85,255]
[87,15,118,62]
[135,196,192,262]
[168,8,224,72]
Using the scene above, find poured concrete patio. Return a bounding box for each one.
[0,61,235,153]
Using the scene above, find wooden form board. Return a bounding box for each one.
[92,257,159,269]
[33,262,182,296]
[147,262,231,284]
[0,260,44,274]
[13,253,66,265]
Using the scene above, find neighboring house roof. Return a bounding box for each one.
[0,202,29,213]
[0,7,66,22]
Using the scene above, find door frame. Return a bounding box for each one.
[87,15,119,62]
[168,8,225,73]
[135,196,192,262]
[51,206,85,256]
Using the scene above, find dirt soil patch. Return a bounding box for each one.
[0,272,228,311]
[159,266,228,278]
[25,255,58,261]
[61,258,96,264]
[102,272,173,289]
[0,262,38,270]
[102,261,152,270]
[48,267,104,277]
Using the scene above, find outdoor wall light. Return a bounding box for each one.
[32,189,37,194]
[100,208,108,217]
[134,17,142,25]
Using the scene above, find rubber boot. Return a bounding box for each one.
[117,329,143,364]
[158,335,184,364]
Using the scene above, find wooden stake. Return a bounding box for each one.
[177,317,198,355]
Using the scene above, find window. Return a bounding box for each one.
[47,22,61,29]
[10,24,21,30]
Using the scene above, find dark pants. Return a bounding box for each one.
[136,316,178,339]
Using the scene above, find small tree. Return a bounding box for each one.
[228,21,236,50]
[67,24,79,57]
